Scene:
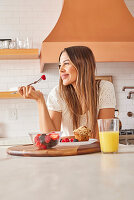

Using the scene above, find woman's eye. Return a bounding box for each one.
[59,62,69,69]
[58,64,61,69]
[64,62,69,65]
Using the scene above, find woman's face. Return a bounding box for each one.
[59,51,77,87]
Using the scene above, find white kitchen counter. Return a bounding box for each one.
[0,137,134,200]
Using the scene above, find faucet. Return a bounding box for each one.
[122,86,134,91]
[127,91,134,99]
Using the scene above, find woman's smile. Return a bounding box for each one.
[61,73,69,80]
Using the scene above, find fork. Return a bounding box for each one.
[11,75,46,94]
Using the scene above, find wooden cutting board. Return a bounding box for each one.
[7,142,100,157]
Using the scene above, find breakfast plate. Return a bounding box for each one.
[58,139,98,146]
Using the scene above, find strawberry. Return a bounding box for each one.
[39,144,47,150]
[61,139,65,142]
[35,140,47,150]
[34,134,41,143]
[49,133,59,140]
[44,135,51,143]
[35,140,42,148]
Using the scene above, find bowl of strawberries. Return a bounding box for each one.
[29,131,62,150]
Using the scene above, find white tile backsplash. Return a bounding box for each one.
[0,0,134,137]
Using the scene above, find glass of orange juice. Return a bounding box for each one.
[97,119,119,153]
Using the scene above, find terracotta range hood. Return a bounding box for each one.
[40,0,134,72]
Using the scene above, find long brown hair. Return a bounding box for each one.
[59,46,98,136]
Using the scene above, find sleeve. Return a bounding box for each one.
[47,86,62,112]
[98,80,116,110]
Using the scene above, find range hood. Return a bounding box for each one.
[40,0,134,72]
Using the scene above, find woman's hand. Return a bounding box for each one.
[18,86,44,102]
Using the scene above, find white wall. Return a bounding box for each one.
[124,0,134,17]
[0,0,134,137]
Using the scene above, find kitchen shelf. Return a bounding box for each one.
[0,91,22,99]
[0,49,39,59]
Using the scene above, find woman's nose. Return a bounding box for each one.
[59,64,65,72]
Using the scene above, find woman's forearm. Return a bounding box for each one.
[37,97,56,133]
[18,86,56,132]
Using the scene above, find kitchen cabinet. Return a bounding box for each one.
[0,49,39,59]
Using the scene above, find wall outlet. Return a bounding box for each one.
[8,109,17,120]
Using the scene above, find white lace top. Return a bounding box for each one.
[47,80,116,136]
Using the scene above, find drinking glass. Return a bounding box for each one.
[0,41,3,49]
[97,118,119,153]
[2,40,10,49]
[16,37,32,49]
[24,37,33,49]
[9,40,16,49]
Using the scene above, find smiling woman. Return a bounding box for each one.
[18,46,116,139]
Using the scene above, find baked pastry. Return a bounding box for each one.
[73,126,91,141]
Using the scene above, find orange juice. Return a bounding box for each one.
[99,131,119,153]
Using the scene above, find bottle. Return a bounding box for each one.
[114,109,122,130]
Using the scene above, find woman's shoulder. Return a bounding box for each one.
[98,80,114,92]
[48,85,65,103]
[99,80,113,88]
[98,80,116,109]
[48,85,60,97]
[47,85,64,111]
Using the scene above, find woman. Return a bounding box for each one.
[18,46,116,139]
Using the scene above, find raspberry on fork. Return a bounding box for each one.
[12,75,46,94]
